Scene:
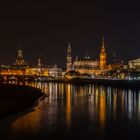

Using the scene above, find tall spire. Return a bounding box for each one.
[102,37,104,46]
[14,47,27,68]
[68,41,71,48]
[100,37,107,69]
[38,55,43,67]
[101,37,105,53]
[66,41,72,71]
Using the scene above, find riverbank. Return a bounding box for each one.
[0,83,43,120]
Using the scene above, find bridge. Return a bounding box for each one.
[0,74,56,83]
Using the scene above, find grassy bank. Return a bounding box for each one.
[0,83,43,120]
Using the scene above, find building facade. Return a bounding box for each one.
[48,64,62,77]
[66,37,107,76]
[128,58,140,70]
[73,56,99,75]
[12,48,28,69]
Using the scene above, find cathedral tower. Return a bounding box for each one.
[15,47,26,66]
[100,37,107,69]
[66,42,72,71]
[13,47,28,69]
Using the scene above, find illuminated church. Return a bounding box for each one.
[12,47,28,69]
[66,37,107,76]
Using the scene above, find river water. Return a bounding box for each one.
[0,82,140,140]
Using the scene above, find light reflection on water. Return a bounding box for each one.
[0,82,140,139]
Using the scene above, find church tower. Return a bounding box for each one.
[15,47,26,66]
[37,55,43,68]
[37,55,43,74]
[13,47,28,70]
[100,37,107,69]
[66,42,72,71]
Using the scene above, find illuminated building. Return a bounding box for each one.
[5,48,29,75]
[26,56,48,76]
[99,37,107,69]
[12,48,28,69]
[126,58,140,79]
[66,42,72,71]
[27,64,62,77]
[26,68,40,75]
[128,58,140,70]
[65,38,108,76]
[48,64,62,77]
[73,56,99,75]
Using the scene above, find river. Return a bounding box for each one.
[0,82,140,140]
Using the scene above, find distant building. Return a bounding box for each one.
[128,58,140,70]
[0,48,29,75]
[12,48,28,69]
[73,56,99,75]
[65,37,107,76]
[26,55,48,76]
[48,64,62,77]
[26,57,62,77]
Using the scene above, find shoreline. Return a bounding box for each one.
[0,83,43,120]
[36,78,140,89]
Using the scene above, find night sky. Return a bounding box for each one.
[0,0,140,68]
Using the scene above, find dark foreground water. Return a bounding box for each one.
[0,82,140,140]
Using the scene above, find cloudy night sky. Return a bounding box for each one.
[0,0,140,67]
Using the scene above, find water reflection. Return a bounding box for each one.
[99,87,106,130]
[66,84,71,129]
[0,82,140,139]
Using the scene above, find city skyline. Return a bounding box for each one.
[0,38,118,68]
[0,0,140,67]
[1,1,140,140]
[0,36,137,68]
